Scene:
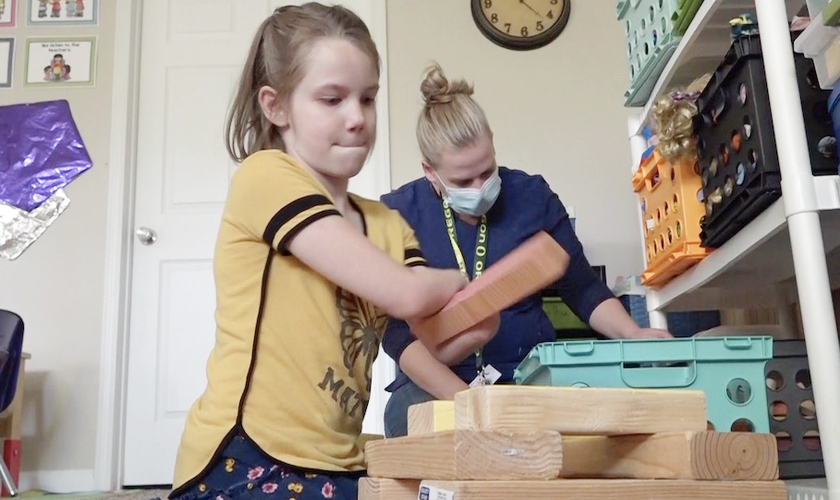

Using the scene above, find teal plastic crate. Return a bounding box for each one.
[616,0,703,106]
[514,336,774,433]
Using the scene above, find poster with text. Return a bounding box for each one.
[25,37,96,87]
[27,0,96,25]
[0,0,16,27]
[0,38,12,87]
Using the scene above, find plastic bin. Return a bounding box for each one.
[766,340,824,479]
[632,148,710,287]
[695,34,838,248]
[616,0,703,106]
[793,13,840,90]
[671,0,703,36]
[542,297,588,330]
[514,337,774,433]
[825,0,840,26]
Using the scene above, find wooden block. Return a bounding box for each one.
[412,231,570,345]
[407,400,454,436]
[358,477,419,500]
[357,433,384,448]
[455,386,707,435]
[560,431,778,480]
[419,479,788,500]
[365,429,563,480]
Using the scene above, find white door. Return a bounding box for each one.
[123,0,392,486]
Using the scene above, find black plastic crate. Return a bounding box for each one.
[695,34,838,248]
[765,340,824,479]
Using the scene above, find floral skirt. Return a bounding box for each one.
[169,434,361,500]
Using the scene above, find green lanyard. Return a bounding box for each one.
[441,200,489,382]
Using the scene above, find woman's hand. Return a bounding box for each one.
[425,312,501,366]
[623,327,673,339]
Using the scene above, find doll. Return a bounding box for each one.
[649,74,711,164]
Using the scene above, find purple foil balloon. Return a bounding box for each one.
[0,100,92,212]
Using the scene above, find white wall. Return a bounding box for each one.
[386,1,644,286]
[0,0,643,490]
[0,0,115,491]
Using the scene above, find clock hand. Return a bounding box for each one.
[519,0,542,17]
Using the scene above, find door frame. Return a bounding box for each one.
[94,0,392,490]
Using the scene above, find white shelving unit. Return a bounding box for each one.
[789,478,831,500]
[626,1,840,499]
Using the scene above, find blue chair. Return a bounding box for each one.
[0,310,24,497]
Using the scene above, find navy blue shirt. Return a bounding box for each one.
[380,167,614,390]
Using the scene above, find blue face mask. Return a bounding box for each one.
[436,169,502,217]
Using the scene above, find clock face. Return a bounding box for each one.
[473,0,571,50]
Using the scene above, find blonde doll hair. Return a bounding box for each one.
[416,62,491,166]
[650,74,711,163]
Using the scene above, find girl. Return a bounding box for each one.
[169,5,493,500]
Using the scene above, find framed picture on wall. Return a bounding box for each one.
[0,38,12,88]
[24,36,96,87]
[27,0,97,25]
[0,0,16,27]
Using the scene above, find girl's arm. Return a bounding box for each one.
[286,214,466,321]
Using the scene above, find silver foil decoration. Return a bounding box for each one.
[0,189,70,260]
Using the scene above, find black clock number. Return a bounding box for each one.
[504,23,511,33]
[491,13,497,23]
[484,0,492,7]
[521,26,529,36]
[536,21,544,31]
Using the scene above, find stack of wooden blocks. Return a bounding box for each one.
[361,385,786,500]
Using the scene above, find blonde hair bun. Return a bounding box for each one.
[421,63,474,106]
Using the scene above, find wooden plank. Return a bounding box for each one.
[358,477,419,500]
[560,431,778,480]
[357,433,384,448]
[407,400,454,436]
[412,231,570,345]
[365,430,563,480]
[455,386,707,435]
[419,479,788,500]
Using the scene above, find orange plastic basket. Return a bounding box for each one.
[632,148,711,287]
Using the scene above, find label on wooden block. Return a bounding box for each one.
[418,484,455,500]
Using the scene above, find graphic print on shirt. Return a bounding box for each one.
[317,287,386,418]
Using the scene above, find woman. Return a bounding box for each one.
[380,62,672,438]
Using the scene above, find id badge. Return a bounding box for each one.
[469,364,502,387]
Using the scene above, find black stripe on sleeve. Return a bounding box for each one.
[407,261,427,268]
[277,209,341,256]
[404,248,424,262]
[262,194,334,246]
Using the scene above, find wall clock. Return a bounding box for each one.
[471,0,571,51]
